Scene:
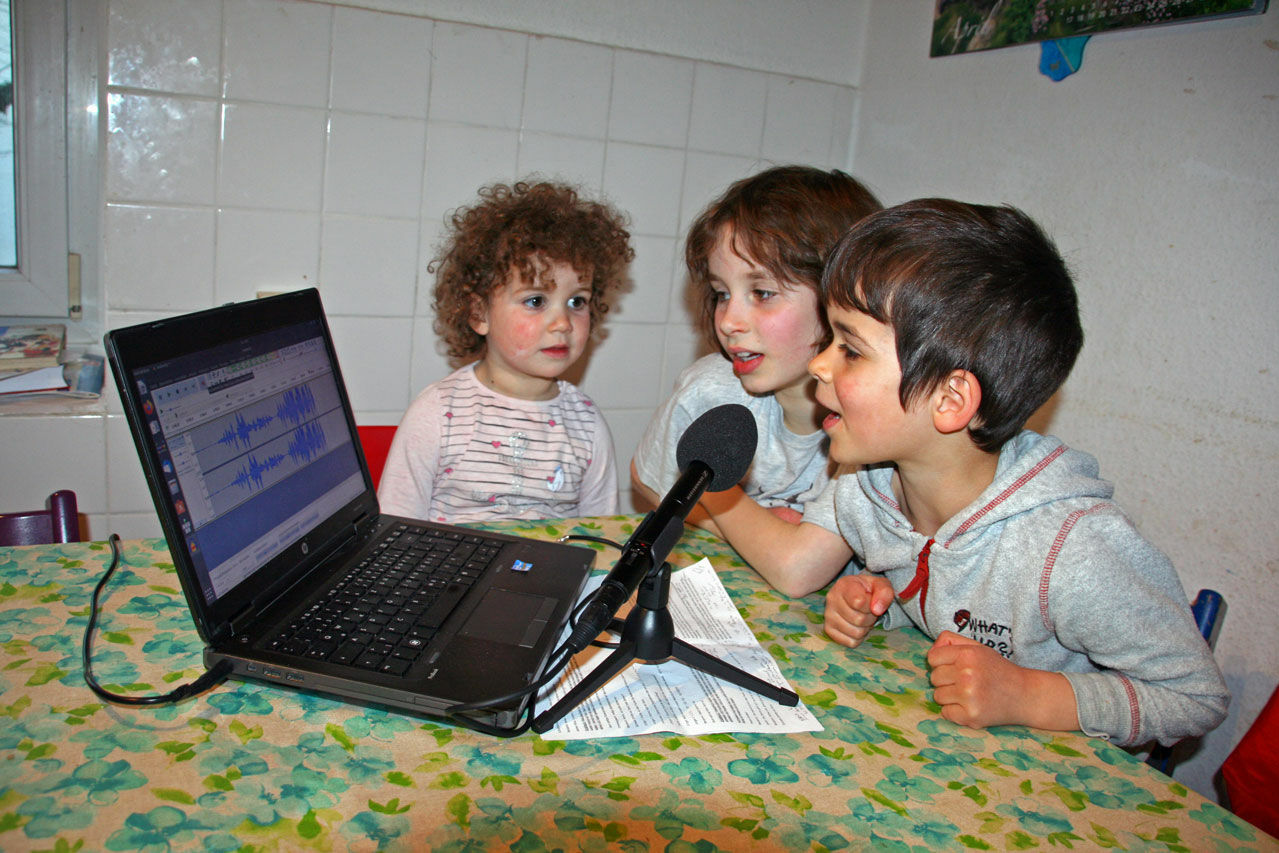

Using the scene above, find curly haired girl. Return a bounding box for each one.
[379,180,634,523]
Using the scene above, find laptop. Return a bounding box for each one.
[104,288,596,728]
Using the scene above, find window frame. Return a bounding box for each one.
[0,0,100,342]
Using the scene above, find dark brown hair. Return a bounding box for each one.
[431,181,634,361]
[822,198,1083,452]
[684,165,882,348]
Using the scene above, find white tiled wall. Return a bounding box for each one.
[0,0,856,540]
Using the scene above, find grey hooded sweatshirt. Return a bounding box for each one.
[809,430,1229,747]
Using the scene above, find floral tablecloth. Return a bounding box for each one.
[0,515,1272,851]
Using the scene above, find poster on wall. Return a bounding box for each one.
[931,0,1269,56]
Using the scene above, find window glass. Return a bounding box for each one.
[0,0,15,268]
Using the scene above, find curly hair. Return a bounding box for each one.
[431,181,634,362]
[685,166,882,350]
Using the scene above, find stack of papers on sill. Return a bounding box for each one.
[0,364,70,395]
[0,324,76,397]
[0,353,104,400]
[538,557,822,740]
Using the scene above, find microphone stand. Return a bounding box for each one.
[531,559,799,734]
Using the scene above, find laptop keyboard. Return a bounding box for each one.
[266,523,503,677]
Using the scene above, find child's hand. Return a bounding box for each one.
[767,505,803,524]
[926,632,1078,732]
[926,632,1021,728]
[824,573,895,648]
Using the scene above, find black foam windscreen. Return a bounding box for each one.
[675,403,758,492]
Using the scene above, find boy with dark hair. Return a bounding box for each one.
[704,198,1228,746]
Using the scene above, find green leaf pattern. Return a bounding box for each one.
[0,524,1265,851]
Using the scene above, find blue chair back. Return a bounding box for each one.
[1145,588,1225,775]
[1190,589,1223,650]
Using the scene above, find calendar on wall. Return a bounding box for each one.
[931,0,1269,56]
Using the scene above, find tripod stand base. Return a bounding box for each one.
[531,620,799,734]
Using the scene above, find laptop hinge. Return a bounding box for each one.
[354,511,378,538]
[228,605,255,638]
[220,514,378,644]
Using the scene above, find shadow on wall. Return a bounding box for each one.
[1024,390,1065,436]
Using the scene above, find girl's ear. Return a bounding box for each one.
[468,297,490,337]
[933,369,982,435]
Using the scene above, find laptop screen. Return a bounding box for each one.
[128,316,364,605]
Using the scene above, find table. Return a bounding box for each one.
[0,516,1272,851]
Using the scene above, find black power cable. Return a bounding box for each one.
[82,534,231,705]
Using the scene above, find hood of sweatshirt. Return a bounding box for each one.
[834,431,1119,636]
[851,431,1114,553]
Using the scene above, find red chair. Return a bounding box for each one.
[357,426,397,489]
[0,490,83,545]
[1221,685,1279,839]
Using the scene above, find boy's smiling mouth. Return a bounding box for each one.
[815,385,842,430]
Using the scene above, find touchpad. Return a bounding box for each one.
[459,588,558,648]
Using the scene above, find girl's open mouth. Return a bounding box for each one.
[732,351,762,376]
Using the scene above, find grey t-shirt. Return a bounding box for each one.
[633,355,832,512]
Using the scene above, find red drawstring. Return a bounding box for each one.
[899,538,934,630]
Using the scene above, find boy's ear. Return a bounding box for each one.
[932,369,982,435]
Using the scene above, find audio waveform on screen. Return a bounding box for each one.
[230,450,286,492]
[277,385,317,426]
[226,422,330,496]
[286,421,327,464]
[213,385,317,450]
[217,412,276,450]
[187,375,347,516]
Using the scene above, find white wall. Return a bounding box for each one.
[0,0,865,535]
[324,0,870,86]
[852,0,1278,804]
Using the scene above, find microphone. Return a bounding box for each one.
[566,403,757,652]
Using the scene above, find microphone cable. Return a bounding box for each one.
[82,534,233,706]
[443,532,625,737]
[444,589,596,737]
